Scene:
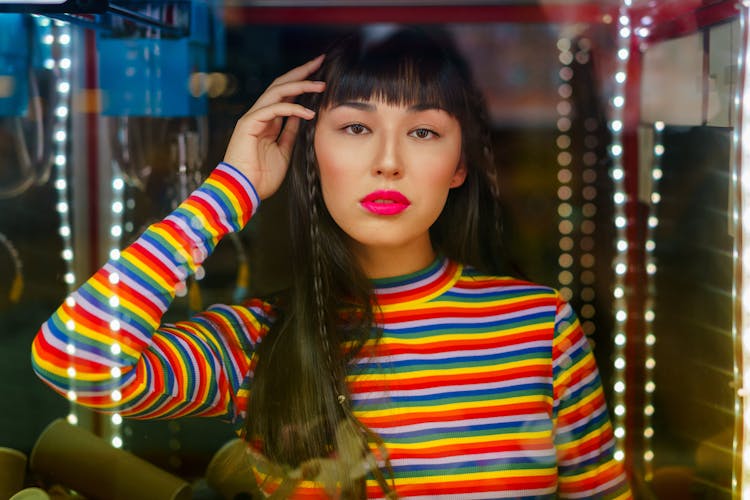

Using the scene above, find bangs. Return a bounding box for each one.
[316,28,469,117]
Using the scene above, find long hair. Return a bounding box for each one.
[245,26,503,495]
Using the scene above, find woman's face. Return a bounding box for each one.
[314,99,466,273]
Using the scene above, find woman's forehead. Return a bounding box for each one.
[324,98,444,112]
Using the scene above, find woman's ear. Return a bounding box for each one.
[449,161,468,188]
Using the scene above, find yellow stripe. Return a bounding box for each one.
[181,198,222,240]
[363,323,555,347]
[158,334,192,395]
[364,466,557,486]
[33,353,132,382]
[150,226,194,268]
[121,249,172,291]
[379,283,556,314]
[352,356,549,382]
[354,394,553,419]
[377,264,463,311]
[205,176,244,219]
[384,429,552,451]
[87,278,159,327]
[555,350,595,389]
[558,462,620,482]
[553,317,582,347]
[234,305,268,336]
[56,309,141,359]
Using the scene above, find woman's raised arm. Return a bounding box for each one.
[30,55,326,423]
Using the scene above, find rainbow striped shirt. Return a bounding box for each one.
[32,163,631,499]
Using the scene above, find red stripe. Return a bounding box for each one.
[358,401,551,429]
[128,243,179,284]
[182,195,225,234]
[351,363,550,393]
[368,329,552,357]
[211,167,253,217]
[91,270,162,324]
[384,474,557,497]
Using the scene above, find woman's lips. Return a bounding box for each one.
[360,190,411,215]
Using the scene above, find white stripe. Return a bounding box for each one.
[103,262,170,313]
[556,398,605,436]
[193,189,236,234]
[138,239,184,280]
[360,340,551,364]
[217,162,259,213]
[366,412,551,435]
[558,436,616,467]
[165,212,208,260]
[560,473,625,499]
[382,305,556,330]
[453,284,552,295]
[553,334,589,370]
[555,301,574,322]
[73,290,150,346]
[375,260,449,295]
[352,376,552,401]
[42,322,126,367]
[383,486,558,500]
[390,447,555,468]
[203,304,250,383]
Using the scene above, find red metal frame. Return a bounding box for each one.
[620,0,739,481]
[634,0,739,45]
[222,3,610,26]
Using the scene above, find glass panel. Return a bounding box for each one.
[637,19,741,499]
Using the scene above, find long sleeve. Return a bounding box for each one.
[552,294,632,498]
[31,162,272,423]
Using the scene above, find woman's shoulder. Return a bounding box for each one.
[456,263,559,299]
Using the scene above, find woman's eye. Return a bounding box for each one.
[411,128,438,139]
[344,123,368,135]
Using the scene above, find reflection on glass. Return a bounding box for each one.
[651,125,734,498]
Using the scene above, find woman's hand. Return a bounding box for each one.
[223,54,326,200]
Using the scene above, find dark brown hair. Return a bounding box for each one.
[245,25,502,496]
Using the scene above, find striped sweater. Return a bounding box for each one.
[32,162,631,499]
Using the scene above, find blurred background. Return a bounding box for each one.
[0,0,743,498]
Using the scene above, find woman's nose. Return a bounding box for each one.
[372,133,402,178]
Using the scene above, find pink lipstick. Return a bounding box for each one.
[360,190,411,215]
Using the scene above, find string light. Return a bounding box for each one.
[641,120,664,480]
[609,0,632,463]
[736,5,750,497]
[556,35,574,302]
[578,39,597,340]
[107,157,126,448]
[41,16,78,428]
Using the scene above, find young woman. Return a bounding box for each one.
[32,27,631,499]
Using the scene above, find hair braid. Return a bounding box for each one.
[303,125,345,397]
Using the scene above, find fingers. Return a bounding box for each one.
[252,80,326,111]
[277,116,301,159]
[242,102,315,136]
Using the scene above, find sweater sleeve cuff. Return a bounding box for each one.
[206,162,261,228]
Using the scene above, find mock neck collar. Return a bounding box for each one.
[371,256,462,306]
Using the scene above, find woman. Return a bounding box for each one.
[32,27,631,498]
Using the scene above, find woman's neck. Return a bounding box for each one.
[351,237,436,279]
